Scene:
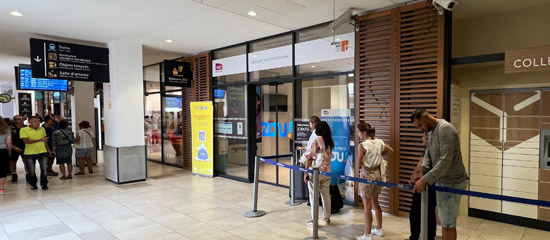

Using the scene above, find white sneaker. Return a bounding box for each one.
[371,228,385,237]
[357,233,372,240]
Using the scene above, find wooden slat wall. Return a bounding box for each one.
[355,10,395,213]
[179,53,211,169]
[396,3,444,216]
[356,1,445,216]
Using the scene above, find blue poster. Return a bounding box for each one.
[321,109,350,185]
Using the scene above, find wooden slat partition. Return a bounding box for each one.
[356,1,445,216]
[355,10,395,213]
[179,52,211,170]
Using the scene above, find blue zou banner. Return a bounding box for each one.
[321,109,350,185]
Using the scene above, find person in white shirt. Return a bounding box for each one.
[74,121,95,175]
[297,116,321,155]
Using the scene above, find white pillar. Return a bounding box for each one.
[72,81,97,163]
[103,40,146,183]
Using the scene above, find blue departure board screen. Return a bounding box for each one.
[166,97,182,108]
[19,68,68,91]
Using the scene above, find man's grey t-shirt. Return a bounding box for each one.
[421,119,468,185]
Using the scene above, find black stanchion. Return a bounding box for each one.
[420,187,429,240]
[244,156,266,218]
[304,168,327,240]
[286,153,306,206]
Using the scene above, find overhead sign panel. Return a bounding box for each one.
[164,60,192,87]
[212,54,246,77]
[295,32,354,65]
[30,38,110,82]
[248,45,292,72]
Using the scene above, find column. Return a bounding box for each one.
[71,81,97,163]
[103,40,146,184]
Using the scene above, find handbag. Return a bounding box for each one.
[311,138,326,169]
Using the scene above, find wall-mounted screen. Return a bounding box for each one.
[166,97,182,108]
[19,68,68,91]
[265,94,288,112]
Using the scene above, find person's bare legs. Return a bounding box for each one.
[67,164,73,177]
[362,196,373,235]
[0,177,5,189]
[371,194,383,230]
[442,227,457,240]
[10,161,17,174]
[85,157,93,173]
[58,164,66,177]
[77,158,85,174]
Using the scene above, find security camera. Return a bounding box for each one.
[433,0,458,11]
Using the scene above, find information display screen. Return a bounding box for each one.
[166,97,182,108]
[19,68,68,91]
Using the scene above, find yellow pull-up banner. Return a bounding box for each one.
[190,101,214,177]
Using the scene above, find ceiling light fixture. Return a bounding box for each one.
[10,11,23,17]
[165,39,173,43]
[310,65,316,68]
[348,73,354,77]
[247,11,257,16]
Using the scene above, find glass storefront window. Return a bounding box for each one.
[296,23,355,75]
[162,92,183,166]
[213,85,248,179]
[213,45,247,85]
[250,34,293,81]
[144,93,162,161]
[296,74,355,201]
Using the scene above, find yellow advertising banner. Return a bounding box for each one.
[190,101,214,177]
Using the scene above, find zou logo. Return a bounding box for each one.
[262,121,293,138]
[216,63,223,71]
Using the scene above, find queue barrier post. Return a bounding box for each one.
[420,186,429,240]
[304,168,327,240]
[244,156,266,218]
[286,152,306,206]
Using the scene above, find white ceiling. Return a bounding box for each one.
[1,0,546,85]
[0,0,411,83]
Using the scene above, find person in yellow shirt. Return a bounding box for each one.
[20,116,51,190]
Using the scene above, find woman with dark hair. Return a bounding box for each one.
[301,121,334,227]
[355,121,394,240]
[52,119,75,179]
[0,117,12,194]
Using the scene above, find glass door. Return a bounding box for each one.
[162,93,183,166]
[257,82,293,186]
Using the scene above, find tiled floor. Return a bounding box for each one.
[0,159,549,240]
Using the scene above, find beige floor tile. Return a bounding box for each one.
[1,161,549,240]
[476,221,526,239]
[7,222,72,240]
[114,223,176,240]
[172,222,220,237]
[99,215,155,234]
[37,232,81,240]
[150,232,190,240]
[151,211,189,224]
[78,229,116,240]
[521,228,550,240]
[477,232,520,240]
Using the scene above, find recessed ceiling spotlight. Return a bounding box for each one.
[348,73,354,77]
[165,39,173,43]
[310,65,316,68]
[10,11,23,17]
[248,11,258,16]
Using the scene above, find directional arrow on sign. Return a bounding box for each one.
[34,56,42,62]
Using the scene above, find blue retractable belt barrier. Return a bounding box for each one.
[260,154,293,160]
[259,158,550,207]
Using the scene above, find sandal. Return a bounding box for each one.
[67,175,72,179]
[60,176,68,180]
[75,172,85,175]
